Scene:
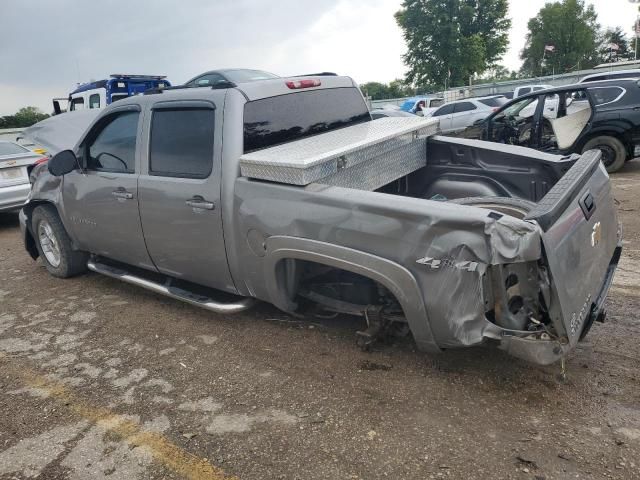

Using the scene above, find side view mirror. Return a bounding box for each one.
[48,150,78,176]
[473,118,485,126]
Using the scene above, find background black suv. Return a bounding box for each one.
[454,78,640,172]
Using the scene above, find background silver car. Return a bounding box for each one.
[424,96,508,133]
[0,141,45,213]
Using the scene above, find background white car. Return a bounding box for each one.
[424,96,508,133]
[0,141,47,213]
[513,84,553,98]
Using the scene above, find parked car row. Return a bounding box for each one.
[423,95,509,133]
[451,78,640,173]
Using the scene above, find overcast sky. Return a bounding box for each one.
[1,0,638,115]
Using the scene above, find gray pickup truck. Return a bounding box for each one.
[20,75,622,365]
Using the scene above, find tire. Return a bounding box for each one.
[450,196,536,219]
[31,205,88,278]
[581,136,626,173]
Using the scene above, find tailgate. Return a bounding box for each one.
[525,150,621,346]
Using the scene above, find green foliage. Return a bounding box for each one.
[0,107,49,129]
[475,65,520,83]
[520,0,600,76]
[395,0,511,89]
[360,79,414,100]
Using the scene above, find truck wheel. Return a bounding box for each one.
[450,196,535,219]
[31,205,88,278]
[581,136,626,173]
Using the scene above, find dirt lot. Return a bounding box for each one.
[0,163,639,480]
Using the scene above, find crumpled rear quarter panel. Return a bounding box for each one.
[232,178,542,350]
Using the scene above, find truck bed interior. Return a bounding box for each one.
[375,136,576,208]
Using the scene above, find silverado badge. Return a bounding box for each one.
[591,221,601,247]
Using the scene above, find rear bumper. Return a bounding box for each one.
[0,182,30,212]
[497,235,622,365]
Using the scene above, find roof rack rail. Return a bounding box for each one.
[292,72,338,77]
[111,74,167,80]
[143,81,237,95]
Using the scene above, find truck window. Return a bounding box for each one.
[89,94,100,109]
[70,97,84,111]
[86,111,139,173]
[243,88,370,153]
[149,109,215,178]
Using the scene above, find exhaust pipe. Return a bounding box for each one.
[87,260,255,314]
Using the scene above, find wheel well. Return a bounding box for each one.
[22,201,59,260]
[275,258,405,319]
[577,131,631,156]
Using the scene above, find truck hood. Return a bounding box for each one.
[18,110,100,155]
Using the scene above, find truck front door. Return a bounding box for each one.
[138,100,235,293]
[62,107,155,269]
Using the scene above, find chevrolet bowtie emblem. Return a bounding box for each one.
[591,221,601,247]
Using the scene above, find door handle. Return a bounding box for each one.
[186,196,215,210]
[112,189,133,199]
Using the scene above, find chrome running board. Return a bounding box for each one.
[87,259,255,314]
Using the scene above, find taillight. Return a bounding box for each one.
[286,79,321,89]
[33,157,49,166]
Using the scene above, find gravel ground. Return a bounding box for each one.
[0,162,639,480]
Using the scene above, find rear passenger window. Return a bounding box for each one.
[453,102,477,113]
[589,87,624,106]
[149,109,215,178]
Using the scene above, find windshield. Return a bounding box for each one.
[243,87,371,152]
[494,96,538,121]
[222,69,279,83]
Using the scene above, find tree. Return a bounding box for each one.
[360,79,413,100]
[0,107,49,129]
[520,0,600,76]
[599,27,631,62]
[475,65,519,83]
[395,0,511,90]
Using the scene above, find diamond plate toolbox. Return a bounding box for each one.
[239,117,439,190]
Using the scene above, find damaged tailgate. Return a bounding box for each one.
[525,150,622,346]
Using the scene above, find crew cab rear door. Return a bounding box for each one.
[526,151,621,346]
[138,99,235,292]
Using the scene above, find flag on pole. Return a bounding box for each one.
[544,45,555,52]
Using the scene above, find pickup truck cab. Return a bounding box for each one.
[21,75,621,365]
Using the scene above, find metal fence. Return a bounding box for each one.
[368,60,640,109]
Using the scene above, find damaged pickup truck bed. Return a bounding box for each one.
[20,75,621,365]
